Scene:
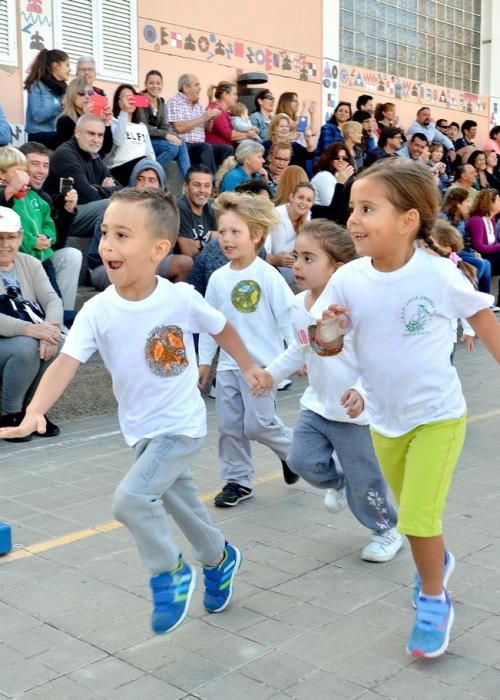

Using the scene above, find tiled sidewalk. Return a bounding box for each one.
[0,343,499,699]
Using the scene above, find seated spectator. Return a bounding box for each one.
[25,49,70,149]
[274,165,309,206]
[440,187,491,294]
[0,206,62,439]
[108,84,156,186]
[397,132,428,162]
[467,150,490,191]
[138,70,190,177]
[311,142,353,205]
[205,82,259,165]
[444,164,478,208]
[264,141,292,195]
[365,126,402,167]
[356,94,374,114]
[467,190,500,302]
[448,122,460,143]
[265,181,314,284]
[455,119,477,150]
[166,74,221,174]
[484,149,500,190]
[217,140,266,193]
[45,114,121,237]
[351,110,378,160]
[176,165,216,257]
[407,108,456,160]
[229,103,261,141]
[276,92,300,126]
[276,92,319,149]
[316,101,352,155]
[428,144,452,194]
[263,113,315,170]
[76,55,106,96]
[374,102,398,132]
[249,90,275,140]
[54,77,113,153]
[0,104,11,146]
[483,125,500,156]
[87,159,192,291]
[0,146,81,315]
[341,121,364,171]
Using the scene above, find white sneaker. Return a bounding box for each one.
[361,528,403,562]
[277,378,292,391]
[324,487,347,513]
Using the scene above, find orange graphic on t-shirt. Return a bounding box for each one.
[145,325,189,377]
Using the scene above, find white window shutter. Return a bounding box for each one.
[98,0,137,83]
[0,0,17,66]
[58,0,95,64]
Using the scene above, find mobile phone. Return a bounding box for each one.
[59,177,73,194]
[130,94,149,109]
[90,93,108,117]
[297,116,308,132]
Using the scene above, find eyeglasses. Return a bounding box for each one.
[273,156,291,163]
[77,90,94,97]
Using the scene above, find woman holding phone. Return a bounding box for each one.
[138,70,190,177]
[54,78,113,153]
[107,84,156,186]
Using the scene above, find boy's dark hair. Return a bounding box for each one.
[410,132,428,144]
[352,110,371,124]
[18,142,50,157]
[461,119,477,134]
[109,188,179,242]
[235,180,273,198]
[379,127,402,148]
[356,94,372,110]
[184,164,213,184]
[489,125,500,140]
[449,121,459,130]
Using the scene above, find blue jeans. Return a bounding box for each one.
[459,251,491,293]
[152,138,190,177]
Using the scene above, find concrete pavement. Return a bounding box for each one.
[0,341,499,699]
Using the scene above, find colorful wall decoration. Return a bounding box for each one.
[321,58,339,121]
[20,0,55,77]
[138,17,320,83]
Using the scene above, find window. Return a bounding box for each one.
[0,0,17,67]
[54,0,137,83]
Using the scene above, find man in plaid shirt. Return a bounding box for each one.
[166,74,221,174]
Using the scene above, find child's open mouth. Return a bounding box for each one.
[107,261,123,270]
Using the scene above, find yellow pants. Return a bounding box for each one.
[371,416,466,537]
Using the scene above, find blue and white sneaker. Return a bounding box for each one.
[412,550,455,608]
[203,542,242,613]
[150,558,196,634]
[407,590,455,658]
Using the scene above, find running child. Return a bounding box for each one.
[198,192,297,507]
[254,219,402,562]
[0,188,258,635]
[316,160,499,658]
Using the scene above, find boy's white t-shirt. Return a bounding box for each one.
[198,256,295,370]
[312,249,493,437]
[62,278,226,446]
[267,290,368,424]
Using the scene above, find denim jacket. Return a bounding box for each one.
[25,81,63,134]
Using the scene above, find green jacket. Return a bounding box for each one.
[12,189,56,263]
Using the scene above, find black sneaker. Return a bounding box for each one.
[0,412,32,443]
[214,482,253,508]
[37,415,60,438]
[281,460,300,485]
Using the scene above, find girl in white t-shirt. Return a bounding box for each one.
[198,192,297,507]
[254,219,402,563]
[317,161,499,659]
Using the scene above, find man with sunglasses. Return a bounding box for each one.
[365,127,403,167]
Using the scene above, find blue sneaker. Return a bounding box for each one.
[412,550,455,608]
[150,559,196,634]
[203,542,242,613]
[407,590,455,658]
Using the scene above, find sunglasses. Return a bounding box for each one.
[263,95,275,100]
[334,156,350,162]
[77,90,94,97]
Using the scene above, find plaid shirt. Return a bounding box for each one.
[166,92,205,143]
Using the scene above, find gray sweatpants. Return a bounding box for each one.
[287,409,398,533]
[112,434,225,574]
[216,369,293,488]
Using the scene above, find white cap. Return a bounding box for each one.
[0,207,21,233]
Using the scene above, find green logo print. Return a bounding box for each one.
[401,296,436,335]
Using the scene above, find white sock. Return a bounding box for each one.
[419,590,446,602]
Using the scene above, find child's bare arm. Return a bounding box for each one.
[0,354,81,438]
[212,322,258,384]
[467,308,500,362]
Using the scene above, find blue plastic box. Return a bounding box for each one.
[0,521,12,555]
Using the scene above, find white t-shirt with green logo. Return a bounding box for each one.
[313,249,493,437]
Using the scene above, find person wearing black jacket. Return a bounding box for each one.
[45,114,121,237]
[364,127,403,168]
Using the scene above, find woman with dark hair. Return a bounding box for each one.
[484,149,500,191]
[249,90,275,140]
[25,49,70,148]
[315,101,352,156]
[310,142,354,205]
[467,189,500,303]
[108,84,155,185]
[482,124,500,156]
[138,70,190,177]
[467,150,489,190]
[374,102,398,131]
